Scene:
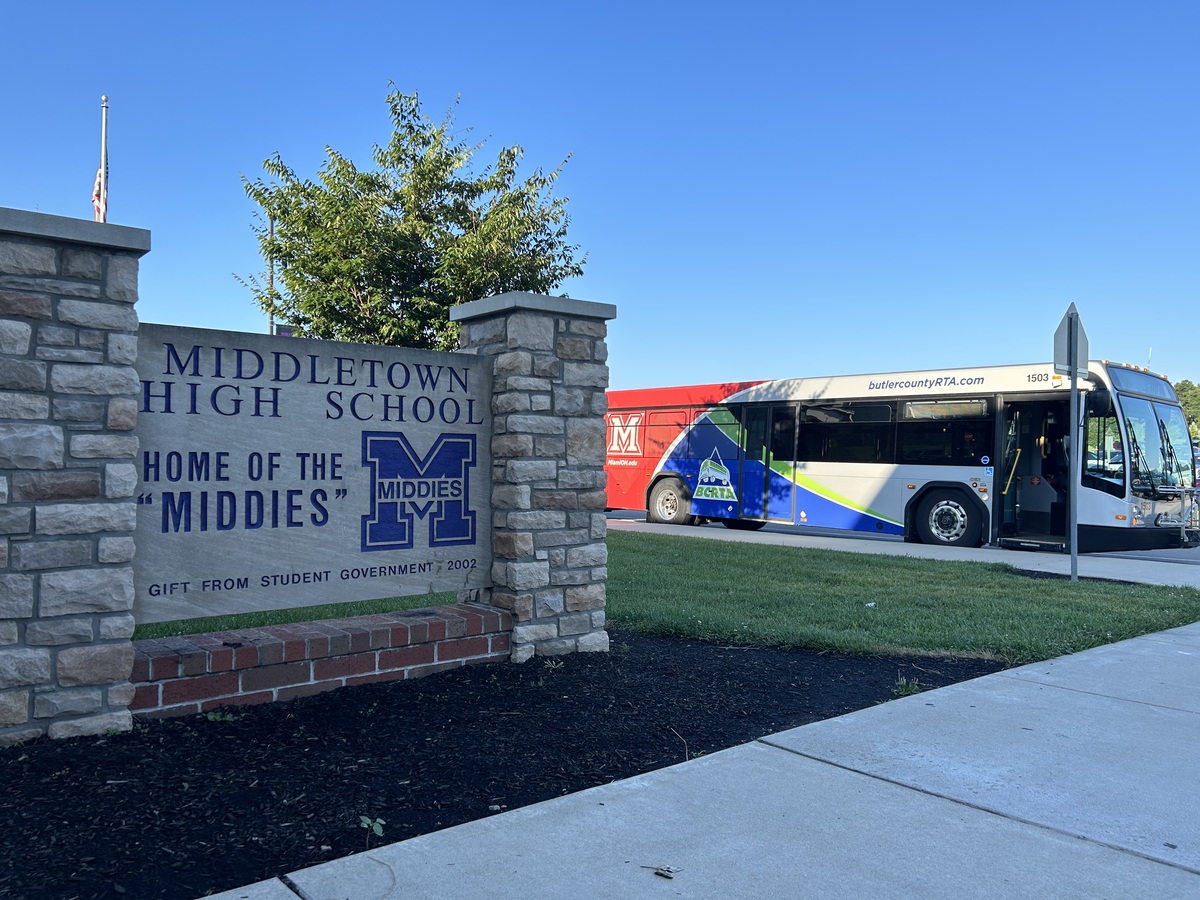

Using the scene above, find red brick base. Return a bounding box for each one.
[130,604,513,718]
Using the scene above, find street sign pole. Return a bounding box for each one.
[1054,304,1089,581]
[1067,316,1080,581]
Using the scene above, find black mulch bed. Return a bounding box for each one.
[2,629,1006,900]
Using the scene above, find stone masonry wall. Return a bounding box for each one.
[453,292,615,662]
[0,209,150,746]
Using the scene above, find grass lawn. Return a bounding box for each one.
[135,529,1200,666]
[605,530,1200,664]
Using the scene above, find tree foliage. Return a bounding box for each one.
[242,89,585,350]
[1173,379,1200,437]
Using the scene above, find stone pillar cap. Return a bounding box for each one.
[0,207,151,254]
[451,291,615,323]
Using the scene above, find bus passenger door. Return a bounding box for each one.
[738,405,770,519]
[999,407,1021,539]
[766,405,798,520]
[998,399,1070,550]
[737,405,796,521]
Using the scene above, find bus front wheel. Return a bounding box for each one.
[648,479,696,526]
[915,490,981,547]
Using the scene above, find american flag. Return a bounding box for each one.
[91,165,106,222]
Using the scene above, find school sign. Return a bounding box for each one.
[133,324,493,623]
[1,205,616,744]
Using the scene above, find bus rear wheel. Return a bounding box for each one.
[915,490,981,547]
[648,478,695,526]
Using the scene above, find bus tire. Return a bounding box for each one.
[648,478,695,526]
[915,490,981,547]
[721,518,767,531]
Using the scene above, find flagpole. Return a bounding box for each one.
[98,95,109,223]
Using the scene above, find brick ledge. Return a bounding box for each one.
[130,604,512,718]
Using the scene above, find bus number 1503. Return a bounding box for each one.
[1027,373,1050,383]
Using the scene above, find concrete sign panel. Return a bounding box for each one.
[133,324,492,624]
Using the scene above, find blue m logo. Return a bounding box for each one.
[361,432,477,551]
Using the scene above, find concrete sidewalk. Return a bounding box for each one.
[209,541,1200,899]
[211,635,1200,898]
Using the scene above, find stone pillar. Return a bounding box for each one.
[453,292,615,662]
[0,208,149,745]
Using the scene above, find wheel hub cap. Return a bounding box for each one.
[929,501,968,542]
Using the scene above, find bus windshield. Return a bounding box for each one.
[1119,396,1195,492]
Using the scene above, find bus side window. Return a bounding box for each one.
[897,422,950,464]
[797,421,824,461]
[897,420,992,465]
[770,407,798,463]
[741,406,768,462]
[696,405,742,460]
[800,402,895,463]
[647,410,692,459]
[799,404,839,462]
[896,399,992,466]
[1082,390,1124,497]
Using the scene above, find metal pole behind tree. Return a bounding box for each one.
[1068,310,1079,581]
[268,216,275,335]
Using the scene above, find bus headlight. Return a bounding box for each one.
[1130,502,1146,525]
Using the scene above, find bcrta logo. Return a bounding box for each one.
[606,412,644,455]
[361,432,477,551]
[693,450,737,501]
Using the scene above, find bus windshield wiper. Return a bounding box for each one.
[1125,421,1158,493]
[1158,416,1182,484]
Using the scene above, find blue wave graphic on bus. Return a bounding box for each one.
[662,412,903,535]
[789,485,904,534]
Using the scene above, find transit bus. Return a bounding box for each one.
[604,361,1199,552]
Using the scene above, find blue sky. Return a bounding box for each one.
[5,2,1197,390]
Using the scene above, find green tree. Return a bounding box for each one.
[242,89,585,350]
[1173,379,1200,438]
